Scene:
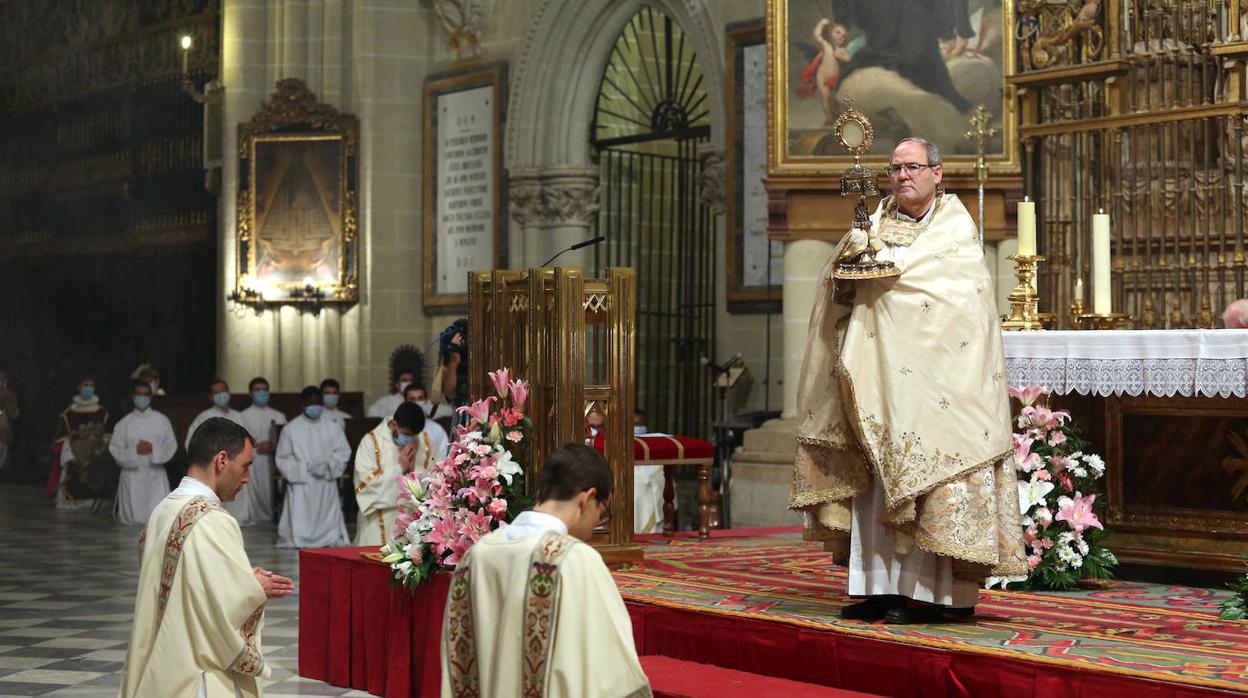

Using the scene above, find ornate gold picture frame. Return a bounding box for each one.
[423,62,507,313]
[235,79,359,305]
[766,0,1019,178]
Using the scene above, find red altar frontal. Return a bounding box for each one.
[299,530,1248,698]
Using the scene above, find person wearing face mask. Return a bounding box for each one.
[234,377,288,525]
[184,379,245,452]
[403,382,450,460]
[275,385,351,548]
[132,363,166,396]
[352,402,433,546]
[319,378,352,429]
[0,368,18,471]
[366,368,415,419]
[440,444,650,698]
[50,374,110,508]
[108,381,177,525]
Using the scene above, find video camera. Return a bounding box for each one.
[438,318,469,365]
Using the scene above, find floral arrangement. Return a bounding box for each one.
[1221,568,1248,620]
[998,385,1118,591]
[380,368,532,590]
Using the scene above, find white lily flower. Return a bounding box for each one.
[1017,479,1055,516]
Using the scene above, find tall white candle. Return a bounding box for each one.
[1017,197,1036,256]
[1074,277,1084,302]
[1092,210,1111,314]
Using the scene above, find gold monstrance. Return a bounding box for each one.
[833,106,900,280]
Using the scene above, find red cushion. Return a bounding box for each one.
[591,434,713,464]
[640,656,878,697]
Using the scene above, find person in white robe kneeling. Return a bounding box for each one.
[276,385,351,548]
[121,417,293,697]
[441,443,650,698]
[353,402,434,546]
[108,381,177,526]
[236,377,287,525]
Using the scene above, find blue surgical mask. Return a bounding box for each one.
[394,432,414,447]
[633,425,648,436]
[133,395,151,411]
[212,391,231,408]
[252,390,270,407]
[304,405,324,419]
[79,386,95,400]
[323,393,339,408]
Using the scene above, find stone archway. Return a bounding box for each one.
[503,0,727,268]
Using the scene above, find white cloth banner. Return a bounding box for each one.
[1003,329,1248,398]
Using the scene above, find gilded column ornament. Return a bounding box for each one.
[1018,0,1104,70]
[427,0,491,60]
[508,168,543,227]
[696,143,726,215]
[537,165,600,229]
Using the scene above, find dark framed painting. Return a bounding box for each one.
[423,62,508,313]
[766,0,1019,177]
[727,20,782,311]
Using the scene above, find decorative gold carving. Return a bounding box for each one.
[429,0,490,61]
[234,79,360,307]
[1019,0,1104,71]
[1002,255,1047,331]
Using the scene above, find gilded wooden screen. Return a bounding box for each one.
[1012,1,1248,327]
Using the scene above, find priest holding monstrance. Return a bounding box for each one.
[791,108,1025,624]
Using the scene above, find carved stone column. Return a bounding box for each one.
[507,168,542,268]
[697,144,726,215]
[535,164,600,269]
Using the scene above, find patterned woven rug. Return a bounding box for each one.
[614,530,1248,693]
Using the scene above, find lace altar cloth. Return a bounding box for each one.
[1003,330,1248,398]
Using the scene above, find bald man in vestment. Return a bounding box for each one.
[791,137,1025,623]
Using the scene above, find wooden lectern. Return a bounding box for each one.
[468,267,642,564]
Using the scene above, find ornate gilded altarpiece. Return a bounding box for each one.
[235,79,360,305]
[469,267,641,564]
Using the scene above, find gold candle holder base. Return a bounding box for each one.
[1075,312,1132,330]
[1001,254,1046,332]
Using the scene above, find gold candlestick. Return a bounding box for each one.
[1002,255,1046,331]
[1074,312,1132,330]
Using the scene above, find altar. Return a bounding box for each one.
[1004,329,1248,572]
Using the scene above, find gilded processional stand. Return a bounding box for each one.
[468,267,641,564]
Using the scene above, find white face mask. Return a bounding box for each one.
[398,381,411,395]
[633,425,648,436]
[416,400,433,416]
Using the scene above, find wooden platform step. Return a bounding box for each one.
[640,656,878,697]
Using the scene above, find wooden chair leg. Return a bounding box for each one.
[662,464,676,536]
[697,462,711,540]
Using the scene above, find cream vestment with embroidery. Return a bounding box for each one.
[790,194,1026,580]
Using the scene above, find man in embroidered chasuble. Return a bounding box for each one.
[791,138,1026,624]
[121,417,293,698]
[353,402,434,546]
[441,444,651,698]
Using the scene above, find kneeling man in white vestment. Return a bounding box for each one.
[441,443,651,698]
[791,137,1026,624]
[276,385,351,548]
[108,381,176,525]
[121,417,294,697]
[353,402,435,546]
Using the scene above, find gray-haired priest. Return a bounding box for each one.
[790,137,1026,624]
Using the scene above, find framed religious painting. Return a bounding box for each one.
[766,0,1019,177]
[726,20,783,311]
[235,79,360,306]
[423,62,508,312]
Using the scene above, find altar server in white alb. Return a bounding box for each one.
[366,368,415,419]
[441,444,650,698]
[121,417,293,697]
[353,402,436,546]
[320,378,352,429]
[276,385,351,548]
[108,381,177,525]
[187,379,248,520]
[235,376,287,524]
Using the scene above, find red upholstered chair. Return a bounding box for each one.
[592,434,716,539]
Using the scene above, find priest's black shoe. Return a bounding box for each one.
[838,595,897,621]
[945,606,975,619]
[883,602,945,625]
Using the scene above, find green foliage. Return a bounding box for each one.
[1220,569,1248,621]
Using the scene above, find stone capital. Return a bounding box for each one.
[536,165,600,229]
[697,143,726,215]
[507,168,543,227]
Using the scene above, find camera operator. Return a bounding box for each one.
[433,318,470,428]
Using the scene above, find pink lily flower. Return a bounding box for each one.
[1008,385,1049,406]
[489,368,512,399]
[1013,437,1041,473]
[1055,492,1103,534]
[456,397,496,426]
[509,379,529,410]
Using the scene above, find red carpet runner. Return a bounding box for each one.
[300,529,1248,697]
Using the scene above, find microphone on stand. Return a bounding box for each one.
[541,236,606,267]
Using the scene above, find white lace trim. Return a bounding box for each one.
[1003,330,1248,398]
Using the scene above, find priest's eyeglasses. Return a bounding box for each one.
[884,162,936,177]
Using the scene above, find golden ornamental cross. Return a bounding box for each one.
[964,105,996,187]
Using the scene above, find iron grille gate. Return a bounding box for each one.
[589,7,715,439]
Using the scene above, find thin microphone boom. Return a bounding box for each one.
[541,236,606,267]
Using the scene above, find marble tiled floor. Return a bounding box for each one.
[0,484,368,697]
